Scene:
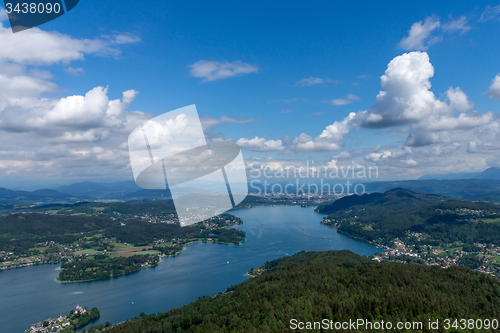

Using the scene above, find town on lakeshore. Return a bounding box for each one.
[26,304,101,333]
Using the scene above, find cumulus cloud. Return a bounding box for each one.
[357,52,469,128]
[189,60,257,82]
[236,136,285,152]
[0,86,150,182]
[0,21,147,183]
[487,74,500,99]
[447,87,474,112]
[331,93,359,106]
[0,87,148,141]
[290,113,355,152]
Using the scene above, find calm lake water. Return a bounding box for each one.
[0,206,379,332]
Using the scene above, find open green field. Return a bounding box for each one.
[74,249,105,255]
[111,242,141,250]
[481,218,500,223]
[109,250,160,257]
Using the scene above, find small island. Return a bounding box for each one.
[26,304,100,333]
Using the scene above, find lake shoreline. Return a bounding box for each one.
[55,236,246,283]
[1,205,380,333]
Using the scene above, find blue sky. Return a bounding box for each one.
[0,1,500,188]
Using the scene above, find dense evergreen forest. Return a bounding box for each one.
[102,250,500,332]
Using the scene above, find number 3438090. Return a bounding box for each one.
[5,2,61,14]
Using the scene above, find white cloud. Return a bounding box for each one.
[405,112,494,147]
[442,16,470,33]
[236,136,285,152]
[403,159,418,166]
[189,60,257,82]
[0,85,150,182]
[330,151,352,160]
[399,17,441,51]
[291,113,355,152]
[65,67,84,76]
[0,87,148,141]
[357,52,459,128]
[331,93,359,106]
[297,76,323,86]
[111,34,141,45]
[0,23,139,65]
[487,74,500,99]
[0,23,148,183]
[399,16,470,51]
[447,87,474,112]
[364,147,411,162]
[296,77,337,86]
[479,5,500,22]
[331,99,350,106]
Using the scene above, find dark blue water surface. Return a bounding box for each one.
[0,206,379,332]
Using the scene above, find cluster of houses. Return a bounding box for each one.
[371,235,500,279]
[26,304,86,332]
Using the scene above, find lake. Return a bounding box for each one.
[0,206,380,332]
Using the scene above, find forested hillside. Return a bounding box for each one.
[316,187,445,215]
[318,189,500,247]
[103,250,500,333]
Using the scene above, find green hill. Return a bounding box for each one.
[316,188,446,215]
[318,189,500,247]
[102,250,500,333]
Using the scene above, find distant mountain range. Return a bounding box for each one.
[2,166,500,205]
[418,167,500,180]
[364,179,500,199]
[0,181,172,204]
[0,187,86,203]
[55,181,142,197]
